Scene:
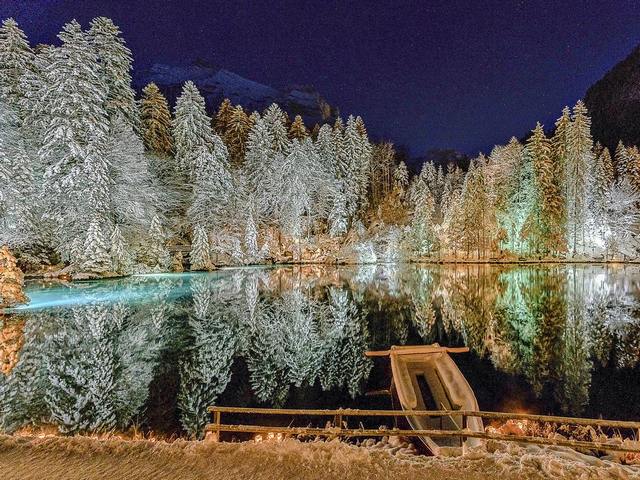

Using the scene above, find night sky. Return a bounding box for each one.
[1,0,639,156]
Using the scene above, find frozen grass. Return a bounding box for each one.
[1,434,639,480]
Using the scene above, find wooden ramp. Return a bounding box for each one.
[366,344,483,455]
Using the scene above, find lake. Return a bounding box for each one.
[1,264,639,438]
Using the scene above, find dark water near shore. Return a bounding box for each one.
[1,264,639,438]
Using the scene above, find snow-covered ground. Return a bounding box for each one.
[1,434,638,480]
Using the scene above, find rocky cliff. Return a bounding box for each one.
[584,45,640,150]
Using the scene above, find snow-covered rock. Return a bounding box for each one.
[0,246,28,309]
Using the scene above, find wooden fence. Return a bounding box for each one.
[206,406,640,454]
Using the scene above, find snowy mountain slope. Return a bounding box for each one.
[135,60,338,125]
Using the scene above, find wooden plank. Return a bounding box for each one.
[204,424,640,454]
[365,346,469,357]
[207,406,640,430]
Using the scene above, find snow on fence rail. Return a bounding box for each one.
[206,406,640,454]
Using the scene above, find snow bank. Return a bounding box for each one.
[1,434,638,480]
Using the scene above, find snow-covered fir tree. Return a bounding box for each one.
[223,104,250,166]
[213,98,233,135]
[145,214,170,270]
[172,81,214,177]
[187,137,233,231]
[140,82,173,157]
[82,219,112,273]
[565,101,594,256]
[288,114,308,140]
[88,17,138,129]
[0,18,34,106]
[190,224,212,271]
[109,224,132,274]
[38,20,110,264]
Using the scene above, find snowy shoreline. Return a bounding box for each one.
[23,258,640,283]
[0,434,638,480]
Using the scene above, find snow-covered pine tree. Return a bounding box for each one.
[0,18,34,106]
[597,146,614,187]
[0,100,39,250]
[38,20,110,264]
[501,140,535,255]
[223,105,250,166]
[213,98,233,135]
[109,224,132,273]
[527,122,563,254]
[370,142,395,207]
[244,117,275,219]
[603,178,640,258]
[262,103,290,154]
[410,185,437,256]
[353,116,373,213]
[316,123,337,176]
[288,115,308,140]
[107,114,162,238]
[187,138,233,230]
[310,123,320,140]
[82,219,112,273]
[565,101,594,256]
[590,145,614,250]
[341,115,367,218]
[244,212,259,261]
[615,141,630,179]
[328,188,348,237]
[172,251,184,272]
[624,146,640,191]
[551,107,570,187]
[172,81,214,178]
[140,82,173,157]
[146,214,170,270]
[276,139,309,242]
[87,17,138,130]
[248,110,260,128]
[190,224,212,271]
[393,161,409,195]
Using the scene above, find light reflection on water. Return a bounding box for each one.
[1,264,639,438]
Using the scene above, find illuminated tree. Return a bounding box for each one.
[409,183,437,256]
[528,123,564,254]
[565,101,593,255]
[288,114,308,140]
[393,161,409,196]
[213,98,233,136]
[224,105,250,166]
[140,83,173,157]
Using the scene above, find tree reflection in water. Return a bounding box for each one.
[0,264,638,437]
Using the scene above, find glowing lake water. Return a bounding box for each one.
[1,264,639,438]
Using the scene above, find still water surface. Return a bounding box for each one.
[1,264,639,438]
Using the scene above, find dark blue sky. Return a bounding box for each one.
[2,0,639,155]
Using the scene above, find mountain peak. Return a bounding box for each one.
[135,61,337,125]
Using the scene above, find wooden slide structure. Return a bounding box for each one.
[366,344,484,455]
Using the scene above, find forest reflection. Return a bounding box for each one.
[1,264,639,438]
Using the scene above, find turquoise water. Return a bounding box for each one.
[1,264,639,438]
